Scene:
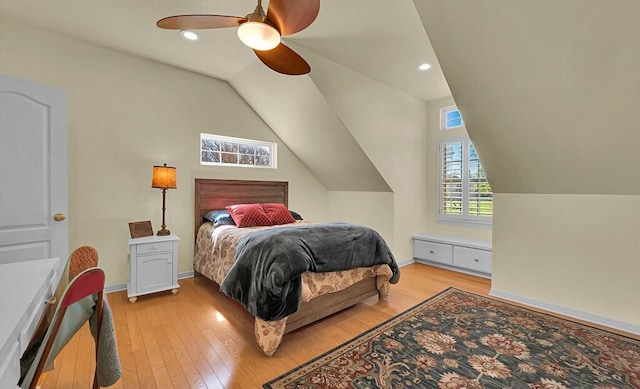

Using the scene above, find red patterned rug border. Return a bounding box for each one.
[263,287,640,388]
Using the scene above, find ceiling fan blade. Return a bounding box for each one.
[266,0,320,36]
[157,15,246,30]
[254,43,310,75]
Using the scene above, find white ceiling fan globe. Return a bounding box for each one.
[237,21,280,51]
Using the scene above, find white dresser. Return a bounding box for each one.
[0,257,61,388]
[127,234,180,303]
[412,233,492,278]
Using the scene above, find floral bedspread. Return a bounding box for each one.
[194,222,394,356]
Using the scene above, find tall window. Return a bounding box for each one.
[438,138,492,224]
[200,133,276,168]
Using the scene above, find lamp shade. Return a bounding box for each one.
[152,164,177,189]
[237,21,280,51]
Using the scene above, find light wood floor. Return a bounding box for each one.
[33,264,624,389]
[39,262,636,389]
[38,263,489,388]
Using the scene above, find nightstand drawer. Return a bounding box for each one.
[413,240,453,265]
[454,246,492,274]
[136,241,173,255]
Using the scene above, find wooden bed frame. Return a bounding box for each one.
[194,178,379,334]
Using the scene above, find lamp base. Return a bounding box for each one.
[157,228,171,236]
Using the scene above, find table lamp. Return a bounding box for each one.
[152,163,177,236]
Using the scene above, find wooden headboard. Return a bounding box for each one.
[194,179,289,238]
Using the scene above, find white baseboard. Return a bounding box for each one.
[490,288,640,336]
[105,262,412,293]
[105,283,126,293]
[105,271,195,294]
[178,270,195,279]
[397,258,415,267]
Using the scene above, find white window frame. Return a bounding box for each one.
[200,133,277,169]
[440,105,465,130]
[437,137,492,226]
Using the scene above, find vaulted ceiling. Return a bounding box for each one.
[7,1,636,196]
[0,0,449,191]
[0,0,451,101]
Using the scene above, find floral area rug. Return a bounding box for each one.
[264,287,640,388]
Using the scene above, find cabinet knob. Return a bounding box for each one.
[429,250,434,254]
[473,258,479,262]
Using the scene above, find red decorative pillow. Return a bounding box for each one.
[225,204,272,228]
[261,203,296,225]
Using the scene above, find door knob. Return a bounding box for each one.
[54,213,66,221]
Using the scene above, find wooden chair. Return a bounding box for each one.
[68,245,99,282]
[20,268,105,389]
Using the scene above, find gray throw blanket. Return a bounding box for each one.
[20,294,122,387]
[90,296,122,387]
[220,222,400,321]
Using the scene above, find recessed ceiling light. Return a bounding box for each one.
[418,63,432,71]
[180,30,200,41]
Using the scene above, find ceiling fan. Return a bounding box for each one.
[157,0,320,76]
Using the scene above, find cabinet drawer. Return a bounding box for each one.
[0,341,19,389]
[413,240,453,265]
[135,241,173,255]
[454,246,492,274]
[19,296,47,355]
[18,267,56,355]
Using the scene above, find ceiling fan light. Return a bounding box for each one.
[237,21,280,51]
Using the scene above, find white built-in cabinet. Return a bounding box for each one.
[412,233,492,278]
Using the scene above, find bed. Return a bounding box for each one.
[193,178,399,356]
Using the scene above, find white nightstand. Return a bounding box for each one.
[127,234,180,303]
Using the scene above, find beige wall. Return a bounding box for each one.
[226,46,437,262]
[327,191,395,255]
[0,19,327,287]
[425,97,492,242]
[230,61,391,193]
[493,194,640,325]
[306,51,430,261]
[416,1,640,330]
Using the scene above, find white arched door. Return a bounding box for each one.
[0,74,68,269]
